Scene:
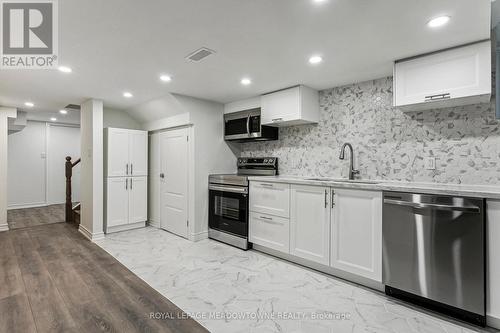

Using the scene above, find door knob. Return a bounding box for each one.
[160,173,165,179]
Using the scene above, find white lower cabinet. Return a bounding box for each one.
[290,185,330,265]
[105,176,147,233]
[248,180,383,285]
[486,200,500,326]
[128,177,148,224]
[330,188,382,282]
[250,181,290,218]
[106,177,129,228]
[249,212,289,253]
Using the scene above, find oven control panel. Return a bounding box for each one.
[237,157,277,167]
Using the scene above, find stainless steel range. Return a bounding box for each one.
[208,157,278,250]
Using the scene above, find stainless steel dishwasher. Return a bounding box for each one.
[382,191,485,326]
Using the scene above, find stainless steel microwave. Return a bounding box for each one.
[224,108,278,142]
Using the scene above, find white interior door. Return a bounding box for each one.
[47,125,81,205]
[129,131,148,176]
[129,177,147,224]
[160,127,189,238]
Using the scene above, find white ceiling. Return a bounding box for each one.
[26,110,80,125]
[0,0,491,116]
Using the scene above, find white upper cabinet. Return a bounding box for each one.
[261,85,319,126]
[224,97,261,114]
[106,128,130,177]
[290,184,330,265]
[330,188,382,282]
[129,131,148,176]
[393,40,491,111]
[106,128,148,177]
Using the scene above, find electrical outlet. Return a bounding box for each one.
[425,157,436,170]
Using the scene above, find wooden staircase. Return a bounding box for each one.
[65,156,81,225]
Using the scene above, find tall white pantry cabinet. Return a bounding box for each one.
[104,128,148,234]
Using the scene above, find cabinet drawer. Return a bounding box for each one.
[250,181,290,218]
[249,212,289,253]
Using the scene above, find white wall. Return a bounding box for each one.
[7,121,81,208]
[103,108,142,130]
[47,124,81,204]
[7,121,47,208]
[129,93,237,240]
[148,133,160,227]
[79,99,104,241]
[0,107,17,231]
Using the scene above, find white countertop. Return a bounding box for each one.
[247,175,500,199]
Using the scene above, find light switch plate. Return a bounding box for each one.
[425,156,436,170]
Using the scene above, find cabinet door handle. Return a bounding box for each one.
[424,93,450,102]
[272,118,283,122]
[125,178,128,190]
[246,114,251,135]
[130,178,133,190]
[260,216,273,221]
[331,189,335,208]
[261,183,274,188]
[126,164,129,175]
[131,163,133,175]
[324,189,328,208]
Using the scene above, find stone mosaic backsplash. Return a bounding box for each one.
[240,77,500,185]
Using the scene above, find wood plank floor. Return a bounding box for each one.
[7,204,66,230]
[0,223,209,333]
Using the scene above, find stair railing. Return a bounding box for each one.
[65,156,81,222]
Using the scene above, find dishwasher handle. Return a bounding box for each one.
[383,199,481,213]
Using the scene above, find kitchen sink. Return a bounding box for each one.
[305,177,380,185]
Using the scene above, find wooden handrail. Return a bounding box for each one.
[65,156,80,223]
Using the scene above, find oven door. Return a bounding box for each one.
[209,185,248,238]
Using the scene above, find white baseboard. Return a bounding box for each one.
[78,224,105,242]
[0,223,9,232]
[147,219,160,228]
[8,202,47,210]
[190,230,208,242]
[253,244,384,292]
[487,314,500,329]
[105,221,146,234]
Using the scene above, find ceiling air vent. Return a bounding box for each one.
[64,104,81,110]
[186,47,216,62]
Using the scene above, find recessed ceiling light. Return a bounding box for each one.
[309,55,323,64]
[58,66,72,73]
[59,109,67,114]
[427,16,450,28]
[241,78,252,86]
[159,74,172,82]
[123,92,133,98]
[50,117,57,122]
[24,102,34,107]
[313,0,328,3]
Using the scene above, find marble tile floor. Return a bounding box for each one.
[96,227,498,333]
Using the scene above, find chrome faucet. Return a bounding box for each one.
[339,143,359,180]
